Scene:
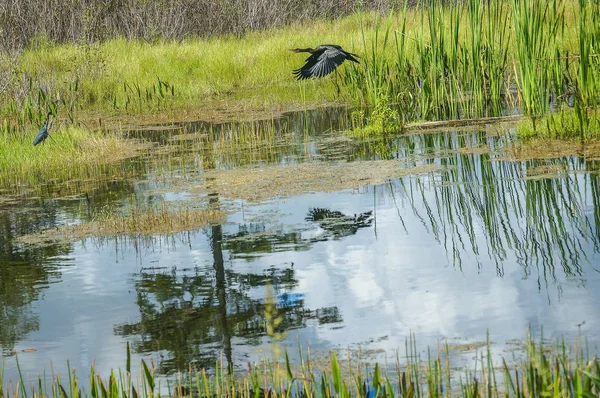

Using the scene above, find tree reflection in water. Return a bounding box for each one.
[3,118,600,374]
[114,200,354,374]
[0,205,71,354]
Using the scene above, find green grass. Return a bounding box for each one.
[1,1,593,122]
[2,16,368,119]
[517,107,600,139]
[0,126,144,191]
[339,0,600,132]
[2,0,600,187]
[348,93,404,136]
[3,333,600,398]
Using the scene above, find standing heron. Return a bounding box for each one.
[290,44,359,80]
[33,111,52,146]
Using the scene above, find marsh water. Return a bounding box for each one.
[2,107,600,383]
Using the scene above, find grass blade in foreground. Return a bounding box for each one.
[3,332,600,397]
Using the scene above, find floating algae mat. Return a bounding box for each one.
[16,207,226,246]
[186,161,447,202]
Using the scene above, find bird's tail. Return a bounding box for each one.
[346,52,360,63]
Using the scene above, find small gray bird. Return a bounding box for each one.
[33,111,53,146]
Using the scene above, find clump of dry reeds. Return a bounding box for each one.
[0,0,402,51]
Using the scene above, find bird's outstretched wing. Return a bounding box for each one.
[293,46,357,80]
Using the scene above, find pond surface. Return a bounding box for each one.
[2,107,600,383]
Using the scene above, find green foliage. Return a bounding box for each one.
[3,333,600,398]
[349,94,403,136]
[517,107,600,139]
[343,0,514,121]
[1,22,359,120]
[511,0,565,116]
[2,1,600,130]
[342,0,600,134]
[0,126,141,191]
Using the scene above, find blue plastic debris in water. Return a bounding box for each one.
[276,292,304,308]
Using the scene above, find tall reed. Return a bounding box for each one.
[346,0,513,122]
[572,0,600,138]
[511,0,565,117]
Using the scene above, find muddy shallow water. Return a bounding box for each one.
[2,107,600,383]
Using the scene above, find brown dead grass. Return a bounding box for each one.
[182,161,447,202]
[523,165,568,180]
[80,101,344,132]
[451,146,494,156]
[404,115,525,133]
[17,208,226,246]
[502,138,600,161]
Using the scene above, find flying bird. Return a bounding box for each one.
[290,44,359,80]
[33,111,53,146]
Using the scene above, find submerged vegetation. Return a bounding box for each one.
[3,333,600,398]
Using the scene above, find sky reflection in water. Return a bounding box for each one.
[1,108,600,383]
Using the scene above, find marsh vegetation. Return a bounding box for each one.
[4,333,600,398]
[2,1,600,397]
[0,0,598,181]
[3,110,600,395]
[0,1,598,117]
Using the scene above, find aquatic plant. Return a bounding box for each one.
[343,0,599,134]
[572,0,600,138]
[349,94,403,136]
[517,107,600,140]
[343,0,514,122]
[510,0,565,117]
[3,332,600,398]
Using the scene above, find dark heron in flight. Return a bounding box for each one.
[291,44,359,80]
[33,111,52,146]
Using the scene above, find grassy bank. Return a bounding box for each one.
[2,0,600,188]
[2,1,599,124]
[0,12,365,189]
[517,107,600,140]
[0,16,365,119]
[2,333,600,398]
[0,126,144,191]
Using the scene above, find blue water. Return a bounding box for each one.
[2,108,600,388]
